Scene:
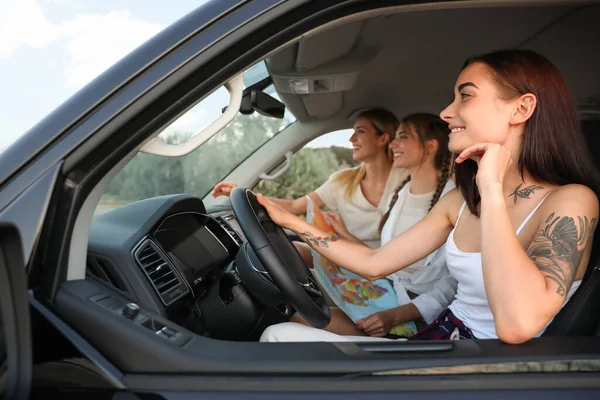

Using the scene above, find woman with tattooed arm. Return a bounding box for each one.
[259,49,600,344]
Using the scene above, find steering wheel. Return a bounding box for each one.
[230,188,331,328]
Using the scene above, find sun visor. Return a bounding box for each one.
[301,93,343,119]
[295,21,363,71]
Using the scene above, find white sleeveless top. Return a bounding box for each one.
[446,195,582,339]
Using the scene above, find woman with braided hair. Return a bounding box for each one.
[288,113,457,338]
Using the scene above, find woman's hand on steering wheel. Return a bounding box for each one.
[256,193,297,229]
[232,189,332,328]
[212,181,238,198]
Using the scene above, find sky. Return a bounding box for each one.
[0,0,351,151]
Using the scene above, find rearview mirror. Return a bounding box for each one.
[240,89,285,119]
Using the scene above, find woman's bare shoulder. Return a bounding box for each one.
[438,187,465,208]
[544,184,599,213]
[430,187,466,225]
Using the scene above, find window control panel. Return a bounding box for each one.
[89,294,191,347]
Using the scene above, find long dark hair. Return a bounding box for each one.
[455,49,600,216]
[379,113,452,231]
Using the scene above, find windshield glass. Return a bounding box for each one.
[97,74,295,215]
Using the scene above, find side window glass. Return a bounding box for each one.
[254,129,357,199]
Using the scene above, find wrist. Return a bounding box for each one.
[479,181,504,203]
[288,216,309,232]
[386,308,403,326]
[338,230,352,240]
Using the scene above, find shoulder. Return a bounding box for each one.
[441,179,456,196]
[328,166,361,182]
[543,184,599,216]
[440,187,464,205]
[533,184,599,241]
[315,167,359,201]
[430,187,465,224]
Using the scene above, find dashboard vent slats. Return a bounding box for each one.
[134,240,189,305]
[216,215,243,245]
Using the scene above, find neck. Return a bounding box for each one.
[363,155,392,184]
[409,162,439,194]
[501,160,548,206]
[499,135,549,203]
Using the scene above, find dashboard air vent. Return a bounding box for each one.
[216,215,243,245]
[134,240,189,305]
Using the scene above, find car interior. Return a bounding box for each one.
[27,0,600,391]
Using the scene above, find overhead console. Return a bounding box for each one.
[267,20,378,119]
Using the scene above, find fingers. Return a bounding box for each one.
[256,193,268,207]
[322,211,339,220]
[322,212,341,226]
[355,317,367,330]
[357,315,380,332]
[366,328,387,337]
[363,319,385,337]
[323,212,342,226]
[212,182,237,197]
[455,143,488,164]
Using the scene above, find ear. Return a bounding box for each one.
[510,93,537,125]
[426,138,439,155]
[379,132,391,146]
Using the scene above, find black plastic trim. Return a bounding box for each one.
[29,292,124,389]
[122,372,600,393]
[0,226,31,399]
[358,341,454,353]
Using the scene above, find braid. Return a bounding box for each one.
[379,175,411,233]
[429,155,451,212]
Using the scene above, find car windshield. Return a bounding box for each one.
[97,66,295,215]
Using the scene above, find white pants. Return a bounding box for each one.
[260,322,403,343]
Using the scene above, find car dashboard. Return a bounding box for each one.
[87,194,278,341]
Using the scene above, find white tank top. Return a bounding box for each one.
[446,195,582,339]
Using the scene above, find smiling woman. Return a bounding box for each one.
[213,108,408,249]
[258,49,600,344]
[6,0,600,396]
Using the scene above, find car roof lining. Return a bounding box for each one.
[266,0,600,124]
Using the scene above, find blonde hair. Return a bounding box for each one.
[332,108,399,199]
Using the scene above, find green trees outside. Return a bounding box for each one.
[100,112,356,207]
[256,146,357,199]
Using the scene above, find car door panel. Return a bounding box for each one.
[7,0,600,397]
[0,165,61,268]
[54,278,600,378]
[0,226,31,400]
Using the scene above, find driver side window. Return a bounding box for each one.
[254,129,357,200]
